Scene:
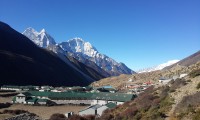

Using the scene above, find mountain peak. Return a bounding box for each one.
[40,28,46,33]
[68,37,84,43]
[23,27,38,34]
[59,37,134,75]
[22,27,56,48]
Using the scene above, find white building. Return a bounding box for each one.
[79,102,116,116]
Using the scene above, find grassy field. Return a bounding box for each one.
[0,96,89,119]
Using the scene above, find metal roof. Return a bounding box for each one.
[105,102,117,109]
[91,92,135,102]
[26,97,38,102]
[22,91,135,102]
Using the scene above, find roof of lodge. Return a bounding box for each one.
[21,91,136,102]
[26,97,38,103]
[79,103,117,112]
[105,102,117,109]
[1,85,39,89]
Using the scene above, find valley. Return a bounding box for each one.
[0,2,199,119]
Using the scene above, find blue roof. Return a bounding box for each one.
[102,86,113,88]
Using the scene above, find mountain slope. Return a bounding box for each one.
[138,60,179,73]
[59,38,134,76]
[165,50,200,69]
[0,21,96,86]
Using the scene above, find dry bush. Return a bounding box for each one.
[160,86,170,100]
[97,113,113,120]
[49,113,67,120]
[170,78,187,92]
[135,91,157,111]
[2,109,28,115]
[82,115,95,120]
[68,114,86,120]
[0,102,12,109]
[189,69,200,78]
[196,82,200,89]
[175,92,200,113]
[122,106,138,119]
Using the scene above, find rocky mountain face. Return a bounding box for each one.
[59,38,134,76]
[23,28,134,76]
[137,60,179,73]
[22,27,56,48]
[0,21,99,86]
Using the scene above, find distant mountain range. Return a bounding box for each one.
[0,21,105,86]
[137,60,180,73]
[164,50,200,69]
[23,28,134,76]
[137,50,200,73]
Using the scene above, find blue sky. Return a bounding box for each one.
[0,0,200,70]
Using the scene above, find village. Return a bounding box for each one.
[0,73,187,119]
[0,83,141,118]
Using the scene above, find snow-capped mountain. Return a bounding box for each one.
[137,60,180,73]
[22,27,134,76]
[59,38,134,76]
[22,27,56,48]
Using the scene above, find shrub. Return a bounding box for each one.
[170,78,187,92]
[49,113,67,120]
[98,113,113,120]
[0,102,12,109]
[114,113,123,120]
[192,109,200,120]
[69,114,86,120]
[196,82,200,89]
[189,69,200,78]
[159,96,173,112]
[160,86,170,100]
[82,115,95,120]
[175,92,200,113]
[2,109,28,115]
[123,106,138,119]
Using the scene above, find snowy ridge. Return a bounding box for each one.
[22,28,56,48]
[23,27,134,76]
[137,60,180,73]
[59,38,133,75]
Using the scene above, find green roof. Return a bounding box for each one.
[37,99,49,102]
[48,92,94,100]
[106,102,117,109]
[26,97,38,102]
[22,91,136,102]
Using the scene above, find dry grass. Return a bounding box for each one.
[0,97,13,103]
[0,97,88,119]
[0,113,13,120]
[0,104,88,119]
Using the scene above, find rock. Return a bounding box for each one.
[4,113,42,120]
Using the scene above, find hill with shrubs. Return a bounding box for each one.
[97,66,200,120]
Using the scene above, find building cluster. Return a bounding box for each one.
[158,73,188,84]
[123,80,153,94]
[1,85,136,117]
